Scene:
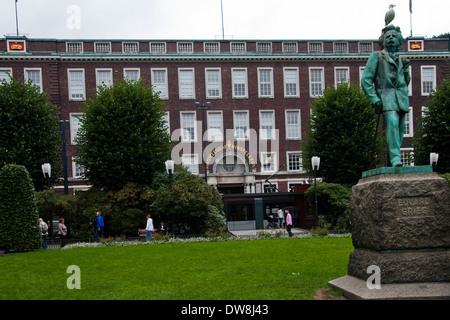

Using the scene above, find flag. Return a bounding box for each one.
[409,0,413,13]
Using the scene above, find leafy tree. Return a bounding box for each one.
[77,78,171,190]
[0,164,41,253]
[412,77,450,173]
[302,82,384,186]
[0,77,61,190]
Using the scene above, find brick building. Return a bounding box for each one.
[1,35,449,229]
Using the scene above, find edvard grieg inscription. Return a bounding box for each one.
[396,196,433,217]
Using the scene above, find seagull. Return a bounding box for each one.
[385,4,396,25]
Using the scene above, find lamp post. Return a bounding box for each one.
[41,162,51,189]
[165,159,175,236]
[311,156,320,227]
[430,152,439,169]
[195,101,211,183]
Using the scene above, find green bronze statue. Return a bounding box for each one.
[361,24,410,167]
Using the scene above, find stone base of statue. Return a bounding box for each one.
[329,166,450,299]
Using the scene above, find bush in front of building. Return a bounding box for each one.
[0,164,41,253]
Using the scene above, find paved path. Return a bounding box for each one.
[230,227,310,238]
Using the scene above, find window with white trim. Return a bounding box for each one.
[259,110,275,140]
[204,42,220,53]
[283,67,299,97]
[261,152,277,172]
[66,42,83,53]
[358,42,373,53]
[0,68,12,83]
[95,68,113,87]
[124,68,140,82]
[150,42,166,53]
[163,111,170,135]
[68,69,85,100]
[178,68,195,99]
[177,42,193,53]
[207,111,223,142]
[309,67,324,97]
[230,42,246,53]
[181,112,196,142]
[335,67,349,87]
[282,42,297,53]
[404,107,414,137]
[308,42,323,53]
[94,42,111,53]
[72,157,86,178]
[421,66,436,96]
[287,152,302,171]
[182,154,198,174]
[258,68,273,98]
[285,110,301,139]
[257,42,272,53]
[401,148,414,166]
[333,42,348,53]
[231,68,248,98]
[122,42,139,53]
[234,111,249,140]
[151,68,168,99]
[24,68,42,92]
[205,68,221,98]
[70,113,83,145]
[408,66,412,96]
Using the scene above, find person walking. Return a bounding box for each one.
[58,218,67,248]
[286,210,293,237]
[95,211,104,242]
[145,214,154,241]
[39,218,48,249]
[277,208,285,228]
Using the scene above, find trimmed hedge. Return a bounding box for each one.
[0,164,41,252]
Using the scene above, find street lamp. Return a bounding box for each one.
[165,159,175,237]
[311,156,320,227]
[430,152,439,169]
[41,163,51,189]
[195,101,211,183]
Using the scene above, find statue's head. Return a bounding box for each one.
[378,25,404,51]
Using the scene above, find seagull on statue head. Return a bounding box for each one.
[385,4,396,26]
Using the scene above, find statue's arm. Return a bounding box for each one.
[361,53,381,107]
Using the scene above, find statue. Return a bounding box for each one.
[361,23,410,167]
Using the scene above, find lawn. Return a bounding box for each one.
[0,237,353,300]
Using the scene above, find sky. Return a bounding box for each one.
[1,0,449,40]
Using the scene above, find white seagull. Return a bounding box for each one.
[385,4,396,26]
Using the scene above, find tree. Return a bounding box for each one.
[412,77,450,173]
[0,77,61,190]
[0,164,41,253]
[77,78,171,190]
[302,82,384,186]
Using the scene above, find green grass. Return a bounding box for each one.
[0,237,353,300]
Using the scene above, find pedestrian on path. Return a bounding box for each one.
[286,210,293,237]
[277,208,284,228]
[95,211,104,242]
[39,218,48,249]
[145,214,154,241]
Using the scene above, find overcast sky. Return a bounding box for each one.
[1,0,449,40]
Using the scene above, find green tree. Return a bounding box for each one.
[412,77,450,173]
[77,78,171,190]
[302,82,384,186]
[0,77,61,190]
[0,164,41,253]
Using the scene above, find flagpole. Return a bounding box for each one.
[409,0,413,37]
[15,0,19,36]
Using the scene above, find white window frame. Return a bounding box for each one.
[178,68,195,99]
[66,42,83,53]
[231,68,248,98]
[204,42,220,53]
[182,154,199,175]
[233,110,249,140]
[333,42,348,53]
[123,68,141,82]
[205,68,222,99]
[122,42,139,53]
[0,68,13,83]
[180,111,197,142]
[258,68,274,98]
[230,42,246,53]
[283,67,299,98]
[207,111,223,142]
[177,42,194,53]
[69,113,83,145]
[259,110,275,140]
[72,157,86,179]
[285,109,301,140]
[261,152,277,173]
[24,68,43,92]
[95,68,113,88]
[151,68,169,99]
[308,42,323,53]
[334,67,350,87]
[421,65,436,96]
[287,151,303,172]
[282,42,298,53]
[150,42,166,53]
[404,107,414,138]
[400,148,414,166]
[408,66,412,96]
[163,111,170,136]
[309,67,325,97]
[67,69,86,101]
[359,66,365,88]
[94,42,111,53]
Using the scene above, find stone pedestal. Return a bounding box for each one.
[329,166,450,299]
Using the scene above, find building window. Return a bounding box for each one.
[359,67,365,88]
[230,42,246,53]
[151,68,168,99]
[95,69,113,87]
[282,42,297,53]
[421,66,436,96]
[66,42,83,53]
[234,111,249,140]
[94,42,111,53]
[231,68,248,98]
[24,68,42,92]
[259,110,275,140]
[207,111,223,142]
[178,68,195,99]
[309,67,324,97]
[72,157,86,178]
[335,67,350,87]
[122,42,139,53]
[182,154,198,174]
[204,42,220,53]
[287,152,302,171]
[404,107,414,137]
[308,42,323,53]
[258,68,273,98]
[205,68,222,98]
[283,67,299,97]
[177,42,193,53]
[401,148,414,166]
[124,68,140,81]
[181,112,196,142]
[70,113,83,145]
[333,42,348,53]
[0,68,12,83]
[68,69,85,100]
[163,111,170,135]
[257,42,272,53]
[150,42,166,53]
[285,110,301,139]
[261,152,277,172]
[358,42,373,53]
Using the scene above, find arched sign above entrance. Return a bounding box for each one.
[206,140,256,170]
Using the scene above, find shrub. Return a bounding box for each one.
[0,164,41,252]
